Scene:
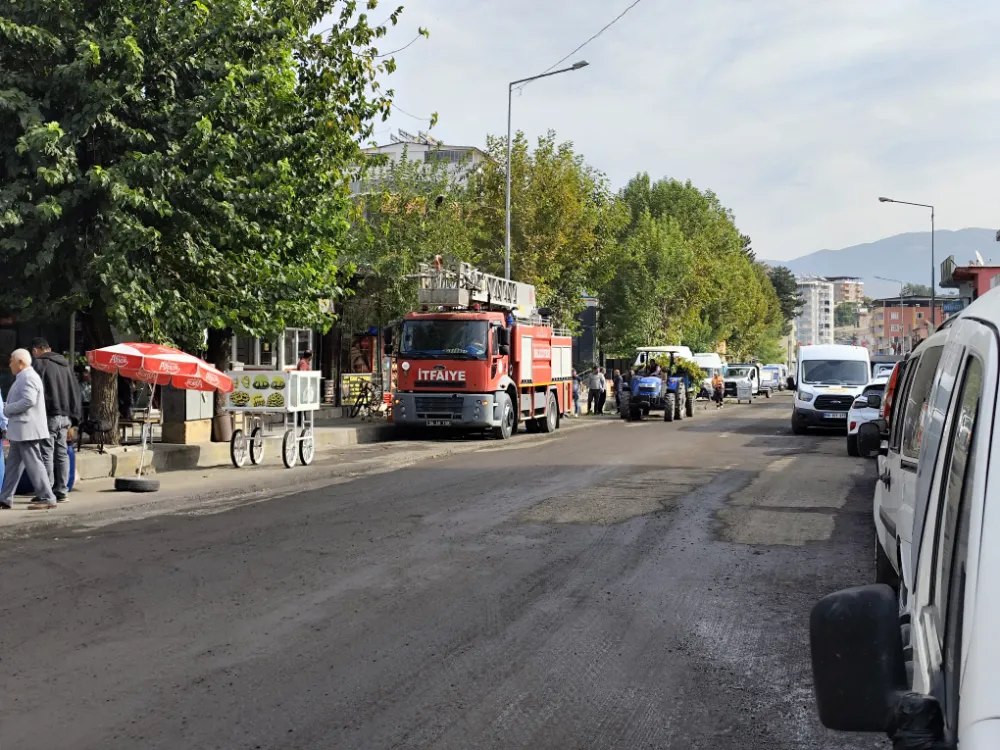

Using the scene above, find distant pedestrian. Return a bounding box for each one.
[297,350,313,371]
[571,369,581,416]
[0,349,56,509]
[586,366,603,415]
[597,367,608,414]
[613,369,623,412]
[31,338,81,502]
[0,387,6,493]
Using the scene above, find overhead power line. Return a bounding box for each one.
[515,0,645,93]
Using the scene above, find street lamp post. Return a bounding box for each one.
[878,196,936,328]
[505,60,589,280]
[875,275,905,354]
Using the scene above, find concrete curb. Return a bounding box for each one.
[76,423,394,480]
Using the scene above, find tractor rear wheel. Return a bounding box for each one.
[664,394,675,422]
[675,386,685,420]
[685,392,695,418]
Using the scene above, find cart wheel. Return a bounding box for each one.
[299,428,315,466]
[230,429,248,468]
[282,428,298,469]
[249,426,265,465]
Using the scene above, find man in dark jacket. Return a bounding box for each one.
[31,338,81,501]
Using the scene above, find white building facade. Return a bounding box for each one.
[351,130,489,194]
[795,277,835,346]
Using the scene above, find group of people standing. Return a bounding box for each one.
[0,339,82,509]
[570,365,625,416]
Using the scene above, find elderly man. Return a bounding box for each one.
[0,349,56,509]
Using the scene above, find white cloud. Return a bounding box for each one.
[342,0,1000,259]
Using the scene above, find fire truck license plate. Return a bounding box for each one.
[427,420,452,427]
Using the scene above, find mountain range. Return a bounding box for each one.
[763,228,998,300]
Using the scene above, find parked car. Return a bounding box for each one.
[765,363,788,389]
[791,344,871,434]
[760,365,783,392]
[811,291,996,747]
[845,377,887,456]
[723,363,769,403]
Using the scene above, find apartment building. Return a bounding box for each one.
[825,276,865,304]
[794,277,835,346]
[868,297,945,354]
[351,129,489,194]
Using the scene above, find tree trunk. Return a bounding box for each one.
[79,302,120,445]
[206,327,233,441]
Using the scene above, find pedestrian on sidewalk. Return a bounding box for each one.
[586,366,603,415]
[0,349,56,510]
[31,338,81,502]
[613,369,623,412]
[571,369,581,416]
[297,350,313,371]
[0,387,6,493]
[597,367,608,414]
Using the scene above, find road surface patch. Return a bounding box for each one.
[519,468,717,525]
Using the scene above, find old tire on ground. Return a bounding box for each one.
[114,477,160,493]
[675,386,685,420]
[281,428,298,468]
[230,429,248,468]
[685,393,695,418]
[539,392,558,433]
[299,428,315,466]
[492,394,515,440]
[847,433,860,457]
[249,426,264,465]
[664,394,675,422]
[875,537,899,588]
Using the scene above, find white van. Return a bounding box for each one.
[693,352,724,393]
[809,287,1000,747]
[791,344,871,434]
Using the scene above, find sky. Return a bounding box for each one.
[336,0,1000,261]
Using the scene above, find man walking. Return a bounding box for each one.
[31,338,81,502]
[613,369,623,412]
[0,349,57,510]
[597,367,608,414]
[571,369,581,416]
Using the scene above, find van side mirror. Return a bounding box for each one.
[857,422,886,458]
[867,394,882,410]
[810,584,907,732]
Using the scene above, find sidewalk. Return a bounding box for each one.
[0,417,603,535]
[75,421,393,480]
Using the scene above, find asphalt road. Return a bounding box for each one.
[1,395,885,750]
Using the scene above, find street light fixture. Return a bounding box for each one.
[875,275,905,354]
[877,196,936,327]
[505,60,590,280]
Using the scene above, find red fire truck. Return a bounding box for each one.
[389,261,573,439]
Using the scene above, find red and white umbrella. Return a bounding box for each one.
[87,343,233,393]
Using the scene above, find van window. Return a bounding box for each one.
[800,359,868,385]
[928,356,982,735]
[900,346,944,461]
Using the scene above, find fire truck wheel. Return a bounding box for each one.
[539,392,558,433]
[493,395,515,440]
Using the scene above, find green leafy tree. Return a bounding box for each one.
[767,266,803,333]
[902,283,933,297]
[1,0,403,439]
[344,146,479,330]
[470,130,624,326]
[834,301,859,327]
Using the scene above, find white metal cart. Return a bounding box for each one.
[225,370,322,469]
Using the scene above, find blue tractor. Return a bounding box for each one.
[620,353,694,422]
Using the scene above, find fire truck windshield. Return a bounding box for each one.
[400,320,489,360]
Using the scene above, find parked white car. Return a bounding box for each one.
[845,377,887,456]
[810,289,1000,747]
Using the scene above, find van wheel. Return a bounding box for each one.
[875,538,899,588]
[847,434,859,456]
